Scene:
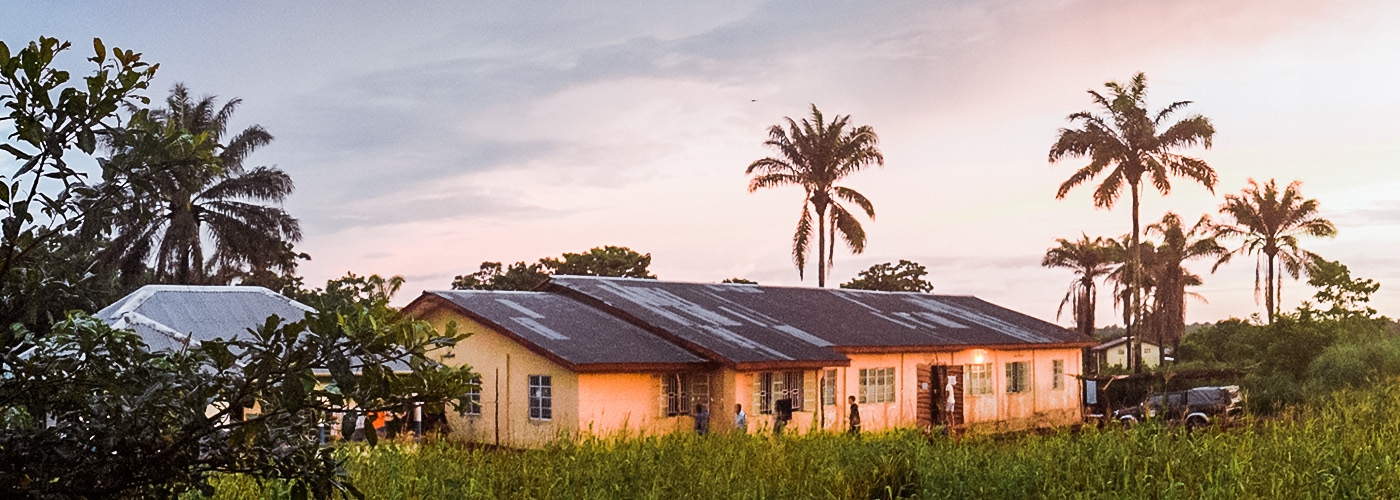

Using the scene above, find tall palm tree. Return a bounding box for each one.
[100,84,301,285]
[746,104,883,287]
[1145,212,1227,364]
[1049,72,1217,372]
[1215,179,1336,323]
[1041,234,1119,338]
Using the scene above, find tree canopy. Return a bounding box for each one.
[1215,178,1336,323]
[452,245,656,291]
[746,104,883,287]
[0,37,158,332]
[839,260,934,293]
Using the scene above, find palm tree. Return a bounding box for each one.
[746,104,883,287]
[1215,179,1336,323]
[1049,72,1217,372]
[1145,212,1227,364]
[1041,234,1119,338]
[100,84,301,285]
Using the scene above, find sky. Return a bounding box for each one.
[5,0,1399,327]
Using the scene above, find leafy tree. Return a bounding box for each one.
[839,260,934,293]
[1303,257,1380,321]
[296,272,405,315]
[0,37,158,333]
[0,305,475,498]
[1215,179,1336,323]
[451,261,549,291]
[1144,212,1227,363]
[97,84,300,286]
[721,277,756,284]
[451,246,654,291]
[542,245,656,278]
[1049,72,1217,372]
[1041,234,1119,337]
[746,104,883,287]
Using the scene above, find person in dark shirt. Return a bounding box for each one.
[694,404,710,435]
[848,396,861,435]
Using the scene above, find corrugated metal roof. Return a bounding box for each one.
[547,276,1092,366]
[421,290,710,369]
[97,285,315,349]
[97,285,412,373]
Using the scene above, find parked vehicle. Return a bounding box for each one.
[1114,385,1242,428]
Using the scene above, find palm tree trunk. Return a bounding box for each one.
[1129,182,1142,374]
[816,205,828,288]
[1265,252,1276,324]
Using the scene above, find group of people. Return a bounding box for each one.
[691,396,862,436]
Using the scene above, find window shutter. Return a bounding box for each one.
[804,371,816,412]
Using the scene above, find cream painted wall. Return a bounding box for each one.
[577,372,713,437]
[839,347,1085,433]
[418,308,579,448]
[1102,342,1161,369]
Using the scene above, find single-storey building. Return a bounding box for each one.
[1091,337,1164,371]
[403,276,1096,447]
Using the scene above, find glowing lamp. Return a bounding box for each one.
[972,349,986,364]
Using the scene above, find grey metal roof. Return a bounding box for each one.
[547,276,1093,366]
[97,285,315,349]
[418,290,710,369]
[97,285,412,373]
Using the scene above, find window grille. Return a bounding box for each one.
[1052,360,1065,390]
[464,374,482,416]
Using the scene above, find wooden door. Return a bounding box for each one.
[916,364,933,428]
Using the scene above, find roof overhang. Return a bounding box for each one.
[832,341,1098,354]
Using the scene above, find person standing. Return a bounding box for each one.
[734,403,747,433]
[848,396,861,436]
[694,404,710,436]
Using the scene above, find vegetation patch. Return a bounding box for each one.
[202,379,1400,499]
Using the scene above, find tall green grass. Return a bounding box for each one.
[203,380,1400,499]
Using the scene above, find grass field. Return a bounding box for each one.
[203,380,1400,499]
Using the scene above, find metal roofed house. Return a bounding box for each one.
[97,285,316,351]
[544,276,1096,435]
[406,277,1097,446]
[402,290,713,447]
[98,285,412,374]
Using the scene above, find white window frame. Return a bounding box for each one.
[858,367,895,404]
[967,363,993,395]
[528,374,552,421]
[464,374,483,416]
[1052,360,1065,390]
